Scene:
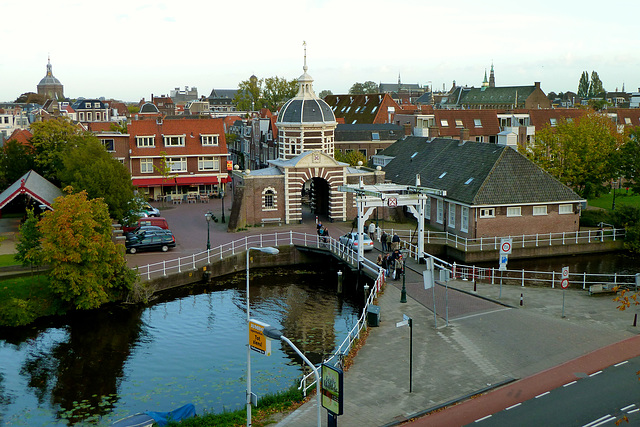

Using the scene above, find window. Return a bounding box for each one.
[455,119,463,127]
[140,158,153,173]
[136,136,155,147]
[101,139,115,152]
[448,202,456,228]
[95,112,101,121]
[533,205,547,216]
[79,112,85,121]
[426,198,431,220]
[559,204,573,214]
[198,156,219,171]
[262,187,277,210]
[438,172,447,179]
[440,119,449,127]
[87,112,92,121]
[164,135,185,147]
[264,191,274,208]
[549,118,557,126]
[464,178,474,185]
[372,132,380,140]
[507,207,521,217]
[201,135,219,146]
[624,117,631,125]
[359,149,367,157]
[474,119,482,127]
[168,157,187,172]
[461,207,469,232]
[479,208,495,218]
[85,102,91,108]
[94,102,100,108]
[436,199,443,224]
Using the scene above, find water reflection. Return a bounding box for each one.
[0,265,365,426]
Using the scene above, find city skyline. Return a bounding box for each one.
[2,0,639,103]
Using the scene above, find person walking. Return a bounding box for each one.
[391,232,400,251]
[380,230,388,252]
[368,222,376,241]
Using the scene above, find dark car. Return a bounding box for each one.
[126,230,176,254]
[125,225,165,240]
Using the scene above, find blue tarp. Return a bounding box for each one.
[145,403,196,426]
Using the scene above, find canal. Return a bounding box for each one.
[0,265,366,426]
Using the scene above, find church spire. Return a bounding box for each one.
[482,69,489,88]
[489,61,495,87]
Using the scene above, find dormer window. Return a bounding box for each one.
[474,119,482,127]
[455,119,463,127]
[164,135,185,147]
[201,135,219,146]
[440,119,449,127]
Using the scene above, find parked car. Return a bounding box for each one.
[339,232,375,251]
[142,203,161,217]
[125,225,165,240]
[123,217,169,234]
[125,230,176,254]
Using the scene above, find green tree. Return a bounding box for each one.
[588,71,605,97]
[29,117,88,184]
[154,151,173,207]
[334,149,367,166]
[38,189,136,310]
[522,111,623,198]
[15,208,43,270]
[349,81,379,95]
[318,89,333,99]
[109,122,127,133]
[619,128,640,195]
[234,75,263,111]
[577,71,589,98]
[58,139,135,221]
[262,76,298,111]
[0,139,35,189]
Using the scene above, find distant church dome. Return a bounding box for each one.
[277,56,335,125]
[140,102,160,114]
[37,56,64,100]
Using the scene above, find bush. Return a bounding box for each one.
[579,209,610,227]
[0,297,39,326]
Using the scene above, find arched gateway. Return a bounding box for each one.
[228,47,384,229]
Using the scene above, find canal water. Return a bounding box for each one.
[0,265,366,426]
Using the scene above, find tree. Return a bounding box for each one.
[38,189,136,310]
[619,128,640,195]
[522,111,624,198]
[234,75,263,111]
[58,139,136,221]
[154,151,173,208]
[15,92,47,105]
[588,71,605,97]
[334,149,367,166]
[318,89,333,99]
[15,208,43,271]
[29,117,88,184]
[0,139,35,189]
[577,71,589,98]
[262,76,298,111]
[349,81,379,95]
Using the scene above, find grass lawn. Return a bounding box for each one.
[0,274,60,326]
[588,190,640,210]
[0,254,19,267]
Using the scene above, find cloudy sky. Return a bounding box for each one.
[2,0,638,103]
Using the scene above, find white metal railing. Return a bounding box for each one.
[380,227,626,254]
[297,267,386,396]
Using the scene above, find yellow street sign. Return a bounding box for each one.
[249,319,272,356]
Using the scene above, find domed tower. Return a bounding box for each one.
[276,45,336,160]
[37,56,64,100]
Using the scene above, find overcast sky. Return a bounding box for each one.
[2,0,639,103]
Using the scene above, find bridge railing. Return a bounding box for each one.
[380,227,626,254]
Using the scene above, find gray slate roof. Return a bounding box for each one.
[381,137,583,205]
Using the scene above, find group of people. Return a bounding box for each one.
[379,229,400,252]
[376,249,404,280]
[317,221,329,244]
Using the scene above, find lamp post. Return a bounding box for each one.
[400,249,407,303]
[221,188,226,223]
[205,211,213,250]
[246,246,279,427]
[262,325,321,427]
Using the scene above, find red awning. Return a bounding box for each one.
[175,176,219,185]
[132,178,172,187]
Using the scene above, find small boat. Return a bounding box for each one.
[111,403,196,427]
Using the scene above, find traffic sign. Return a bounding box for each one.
[249,319,272,356]
[500,238,513,255]
[500,255,508,265]
[561,278,569,289]
[499,263,507,271]
[562,266,569,279]
[388,197,397,207]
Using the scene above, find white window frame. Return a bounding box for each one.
[559,204,573,214]
[533,205,548,216]
[425,198,431,220]
[474,119,482,127]
[507,206,522,217]
[140,158,154,173]
[262,187,277,210]
[455,119,463,128]
[168,157,187,172]
[440,119,449,127]
[101,138,115,152]
[436,199,443,224]
[448,202,456,228]
[198,156,219,171]
[136,136,155,147]
[461,206,469,232]
[201,134,219,146]
[479,208,495,218]
[164,135,186,147]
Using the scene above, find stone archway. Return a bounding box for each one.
[307,177,330,217]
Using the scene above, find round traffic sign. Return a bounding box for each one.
[501,241,511,253]
[561,278,569,289]
[562,267,569,279]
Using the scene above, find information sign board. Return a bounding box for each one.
[249,319,272,356]
[321,363,344,415]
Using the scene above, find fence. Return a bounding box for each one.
[380,227,626,255]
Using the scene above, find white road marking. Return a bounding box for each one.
[535,391,550,399]
[451,307,512,321]
[621,404,636,411]
[614,360,629,367]
[563,380,577,387]
[588,370,603,377]
[474,415,492,422]
[505,403,522,410]
[582,414,616,427]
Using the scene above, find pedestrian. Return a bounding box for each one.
[317,221,323,235]
[381,230,388,252]
[322,226,329,244]
[395,252,403,280]
[381,253,389,278]
[376,254,383,267]
[391,232,400,251]
[368,222,376,241]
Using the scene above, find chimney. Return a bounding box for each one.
[534,82,541,90]
[460,128,470,141]
[403,123,412,136]
[428,126,440,138]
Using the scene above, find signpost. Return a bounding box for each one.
[321,363,343,427]
[396,314,413,392]
[498,238,512,296]
[560,266,569,318]
[249,319,272,356]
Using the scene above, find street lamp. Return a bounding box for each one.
[205,211,213,250]
[246,246,279,427]
[400,249,408,303]
[262,325,321,427]
[221,188,226,223]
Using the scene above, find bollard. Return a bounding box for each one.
[473,280,477,292]
[337,270,343,294]
[364,284,370,306]
[520,293,523,306]
[634,313,637,327]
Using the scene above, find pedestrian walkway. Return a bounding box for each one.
[274,238,640,427]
